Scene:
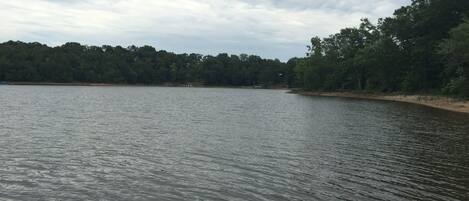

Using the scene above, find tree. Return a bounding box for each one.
[0,41,290,87]
[294,0,469,97]
[439,20,469,97]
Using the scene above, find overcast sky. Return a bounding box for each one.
[0,0,410,61]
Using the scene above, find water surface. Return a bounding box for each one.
[1,86,469,201]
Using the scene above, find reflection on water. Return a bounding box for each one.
[0,86,468,201]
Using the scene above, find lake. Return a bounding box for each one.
[1,86,469,201]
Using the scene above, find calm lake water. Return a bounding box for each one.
[1,86,469,201]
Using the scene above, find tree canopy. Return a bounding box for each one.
[0,42,292,87]
[294,0,469,97]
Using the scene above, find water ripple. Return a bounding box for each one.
[1,86,469,200]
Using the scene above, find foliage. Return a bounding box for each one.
[0,42,293,87]
[439,20,469,97]
[295,0,469,97]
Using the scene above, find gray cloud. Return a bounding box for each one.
[0,0,409,60]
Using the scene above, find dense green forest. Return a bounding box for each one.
[0,42,294,87]
[0,0,468,98]
[293,0,469,97]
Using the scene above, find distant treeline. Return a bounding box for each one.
[292,0,469,97]
[0,42,294,87]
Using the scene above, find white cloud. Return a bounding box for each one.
[0,0,409,60]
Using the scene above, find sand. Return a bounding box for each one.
[293,91,469,114]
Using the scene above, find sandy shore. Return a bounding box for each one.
[292,90,469,114]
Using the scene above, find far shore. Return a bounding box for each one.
[2,82,289,90]
[4,82,114,86]
[291,90,469,114]
[3,82,469,114]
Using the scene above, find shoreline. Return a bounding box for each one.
[291,90,469,114]
[2,82,468,114]
[1,82,289,90]
[5,82,114,86]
